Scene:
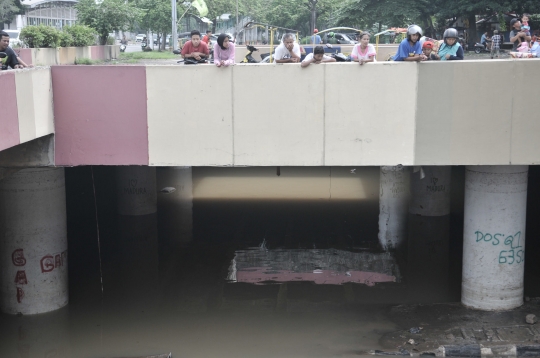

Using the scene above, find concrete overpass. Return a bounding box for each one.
[1,60,538,167]
[0,60,538,315]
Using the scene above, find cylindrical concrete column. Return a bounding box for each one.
[408,166,452,303]
[462,165,528,310]
[378,166,410,251]
[0,168,68,315]
[157,167,193,244]
[115,166,157,216]
[409,166,451,216]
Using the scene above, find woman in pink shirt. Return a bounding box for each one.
[214,33,235,67]
[351,32,377,65]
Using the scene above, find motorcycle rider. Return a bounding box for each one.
[438,28,464,61]
[392,25,426,61]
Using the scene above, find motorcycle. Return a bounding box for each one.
[474,42,490,54]
[241,45,259,63]
[241,45,272,63]
[120,44,126,52]
[141,41,147,51]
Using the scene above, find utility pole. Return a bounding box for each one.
[306,0,318,33]
[172,0,178,50]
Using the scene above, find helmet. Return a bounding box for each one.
[407,25,422,37]
[328,32,335,37]
[443,28,459,39]
[313,29,318,33]
[422,41,434,49]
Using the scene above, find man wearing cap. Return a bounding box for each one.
[422,41,439,60]
[509,19,531,51]
[490,30,502,59]
[310,29,322,45]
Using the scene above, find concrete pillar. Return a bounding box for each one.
[0,168,68,315]
[157,166,193,244]
[115,166,157,216]
[115,166,159,309]
[408,166,451,302]
[378,166,410,251]
[462,165,528,310]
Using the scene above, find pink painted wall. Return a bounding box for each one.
[52,66,149,165]
[0,72,20,151]
[90,46,105,61]
[17,48,33,66]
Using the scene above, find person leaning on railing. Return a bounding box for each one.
[0,31,23,70]
[213,33,235,67]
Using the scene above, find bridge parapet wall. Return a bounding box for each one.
[1,61,539,166]
[0,68,54,153]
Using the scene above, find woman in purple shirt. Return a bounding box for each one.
[214,33,235,67]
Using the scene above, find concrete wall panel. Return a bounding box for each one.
[146,66,234,166]
[0,72,20,151]
[325,62,417,165]
[31,69,54,138]
[233,64,325,166]
[415,62,454,164]
[15,70,37,143]
[52,66,149,165]
[510,60,540,164]
[449,61,512,164]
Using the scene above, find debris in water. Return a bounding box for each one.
[160,187,176,194]
[526,314,537,324]
[409,327,423,334]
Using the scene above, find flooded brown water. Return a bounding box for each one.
[1,166,540,358]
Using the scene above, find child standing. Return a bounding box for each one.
[490,30,502,59]
[421,41,440,60]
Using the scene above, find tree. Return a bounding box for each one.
[76,0,142,45]
[0,0,24,29]
[137,0,171,51]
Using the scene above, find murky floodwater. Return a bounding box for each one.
[2,166,540,358]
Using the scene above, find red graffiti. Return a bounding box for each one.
[14,270,28,285]
[40,250,68,273]
[55,254,62,268]
[17,287,24,303]
[12,249,26,266]
[40,255,55,273]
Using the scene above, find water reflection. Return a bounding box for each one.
[228,248,400,286]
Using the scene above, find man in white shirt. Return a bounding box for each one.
[274,33,301,63]
[301,46,336,67]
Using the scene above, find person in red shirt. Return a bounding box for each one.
[202,30,212,46]
[181,30,209,62]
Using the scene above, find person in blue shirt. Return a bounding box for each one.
[438,28,464,61]
[392,25,427,61]
[310,29,322,45]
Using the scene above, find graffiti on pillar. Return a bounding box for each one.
[12,249,27,266]
[16,287,25,303]
[14,270,28,285]
[123,179,148,195]
[474,230,524,265]
[426,177,446,192]
[40,250,68,273]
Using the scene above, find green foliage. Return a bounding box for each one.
[76,0,142,45]
[120,51,177,60]
[106,35,116,45]
[58,31,73,47]
[63,25,97,47]
[20,25,60,48]
[0,0,24,27]
[74,57,96,65]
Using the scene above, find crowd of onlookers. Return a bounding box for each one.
[2,17,539,71]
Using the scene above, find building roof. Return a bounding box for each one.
[20,0,78,8]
